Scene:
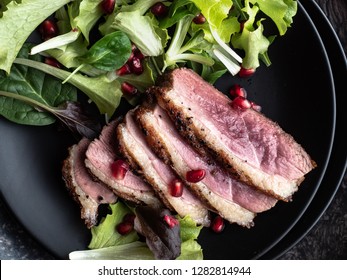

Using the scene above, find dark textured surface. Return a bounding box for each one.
[0,0,346,260]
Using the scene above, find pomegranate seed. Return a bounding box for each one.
[163,214,179,228]
[151,2,168,18]
[134,49,145,60]
[116,63,131,76]
[193,13,206,24]
[229,84,247,99]
[128,56,143,75]
[121,82,138,96]
[100,0,115,15]
[110,159,129,180]
[211,215,225,233]
[169,179,184,197]
[238,66,255,78]
[250,101,262,112]
[186,169,206,183]
[231,96,251,109]
[44,57,62,68]
[123,213,136,224]
[116,221,134,235]
[39,20,59,41]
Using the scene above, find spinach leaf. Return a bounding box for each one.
[80,31,132,71]
[0,44,77,125]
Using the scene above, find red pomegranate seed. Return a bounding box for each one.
[123,213,136,224]
[186,169,206,183]
[134,49,145,60]
[116,63,131,76]
[151,2,168,17]
[39,19,59,41]
[163,215,179,228]
[211,215,225,233]
[250,101,262,112]
[121,82,138,96]
[229,84,247,99]
[238,66,255,78]
[100,0,115,15]
[116,221,134,235]
[110,159,129,180]
[169,179,184,197]
[193,13,206,24]
[44,57,62,68]
[231,96,251,109]
[128,56,143,75]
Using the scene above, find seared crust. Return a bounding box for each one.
[117,111,211,226]
[135,105,256,227]
[116,122,174,211]
[62,139,117,228]
[85,119,162,207]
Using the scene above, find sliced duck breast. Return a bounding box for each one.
[117,109,211,226]
[135,105,264,227]
[62,138,117,228]
[153,68,316,201]
[85,119,161,208]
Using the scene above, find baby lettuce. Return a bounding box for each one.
[69,201,203,260]
[0,0,73,74]
[31,0,105,55]
[249,0,297,35]
[100,0,167,57]
[231,1,270,69]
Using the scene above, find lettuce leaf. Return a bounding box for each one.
[0,0,72,74]
[88,203,138,249]
[69,241,155,260]
[249,0,297,35]
[231,0,270,69]
[177,215,203,260]
[69,201,203,260]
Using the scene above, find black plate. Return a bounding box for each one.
[0,2,337,259]
[261,0,347,259]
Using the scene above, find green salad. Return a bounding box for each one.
[0,0,297,259]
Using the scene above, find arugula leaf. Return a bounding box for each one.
[0,0,72,74]
[0,44,76,125]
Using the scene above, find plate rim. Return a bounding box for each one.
[0,1,340,260]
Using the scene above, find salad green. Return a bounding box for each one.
[0,0,297,122]
[69,202,203,260]
[0,0,298,259]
